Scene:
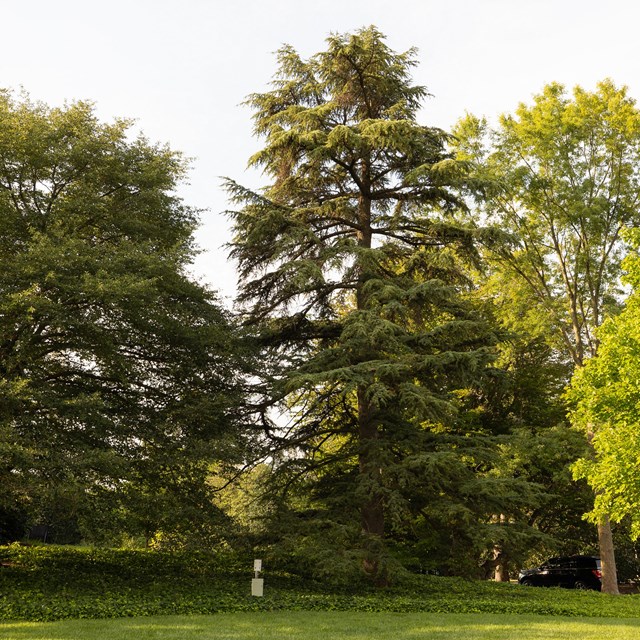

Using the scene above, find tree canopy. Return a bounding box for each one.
[454,79,640,592]
[568,229,640,540]
[5,27,640,588]
[455,79,640,365]
[227,26,507,582]
[0,92,245,544]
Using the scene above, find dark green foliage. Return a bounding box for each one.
[0,93,246,544]
[1,545,640,622]
[463,334,596,573]
[227,26,499,581]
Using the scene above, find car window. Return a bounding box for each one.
[574,557,597,568]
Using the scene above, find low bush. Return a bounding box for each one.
[1,544,640,622]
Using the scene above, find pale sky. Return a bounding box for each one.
[4,0,640,302]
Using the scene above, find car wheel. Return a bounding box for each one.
[520,578,534,587]
[574,580,590,590]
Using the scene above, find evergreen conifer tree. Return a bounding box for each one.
[227,27,494,580]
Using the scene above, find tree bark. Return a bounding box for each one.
[493,514,510,582]
[491,513,511,582]
[356,160,379,536]
[358,387,384,537]
[598,518,619,594]
[358,385,385,583]
[494,556,510,582]
[585,423,619,595]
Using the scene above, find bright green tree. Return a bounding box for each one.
[568,229,640,541]
[454,79,640,592]
[0,92,244,544]
[227,27,498,581]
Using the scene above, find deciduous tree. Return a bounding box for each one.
[455,79,640,592]
[568,229,640,542]
[0,92,244,543]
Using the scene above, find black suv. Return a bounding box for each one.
[518,555,601,590]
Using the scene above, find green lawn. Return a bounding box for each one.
[3,612,640,640]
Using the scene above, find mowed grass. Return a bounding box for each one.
[3,612,640,640]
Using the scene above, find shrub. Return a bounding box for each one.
[2,544,640,622]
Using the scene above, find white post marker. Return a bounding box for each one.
[251,559,264,597]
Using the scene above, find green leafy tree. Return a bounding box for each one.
[474,334,595,579]
[568,230,640,541]
[455,79,640,592]
[0,91,245,544]
[227,27,497,581]
[463,268,598,580]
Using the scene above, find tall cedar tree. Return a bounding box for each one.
[0,93,245,543]
[227,27,494,579]
[454,80,640,592]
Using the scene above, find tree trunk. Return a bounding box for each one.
[354,157,387,582]
[358,387,383,535]
[585,423,619,595]
[598,518,619,594]
[493,514,509,582]
[356,162,380,533]
[358,386,385,581]
[494,556,510,582]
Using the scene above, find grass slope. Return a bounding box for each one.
[2,545,640,623]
